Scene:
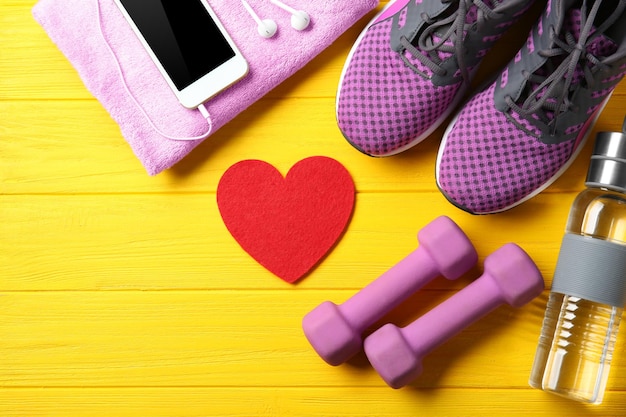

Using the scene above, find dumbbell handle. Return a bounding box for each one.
[341,248,438,331]
[403,275,502,357]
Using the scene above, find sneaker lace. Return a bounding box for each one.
[506,0,624,136]
[399,0,503,83]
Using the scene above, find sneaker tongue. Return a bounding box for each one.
[430,0,501,61]
[430,2,486,61]
[565,9,618,58]
[522,8,618,114]
[405,0,503,74]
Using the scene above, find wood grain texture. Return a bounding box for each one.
[1,291,624,388]
[2,1,625,416]
[2,389,626,417]
[0,192,572,290]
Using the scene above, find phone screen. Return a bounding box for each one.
[118,0,236,91]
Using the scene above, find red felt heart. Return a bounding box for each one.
[217,156,355,283]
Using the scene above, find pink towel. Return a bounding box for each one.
[33,0,379,175]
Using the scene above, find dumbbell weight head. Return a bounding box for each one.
[484,244,546,308]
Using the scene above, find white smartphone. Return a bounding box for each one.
[113,0,249,109]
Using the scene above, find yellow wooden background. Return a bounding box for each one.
[2,1,626,415]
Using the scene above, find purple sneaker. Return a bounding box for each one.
[437,0,626,214]
[336,0,535,156]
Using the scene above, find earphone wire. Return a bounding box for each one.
[95,0,212,141]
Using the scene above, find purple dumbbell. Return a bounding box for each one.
[364,243,544,388]
[302,216,478,366]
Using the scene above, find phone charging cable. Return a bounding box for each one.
[95,0,212,141]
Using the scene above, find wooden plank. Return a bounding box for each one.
[1,387,625,417]
[4,98,433,193]
[1,290,624,389]
[2,97,622,194]
[0,192,572,291]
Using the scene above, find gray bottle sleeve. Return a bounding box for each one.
[552,234,626,308]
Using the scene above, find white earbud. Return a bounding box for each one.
[242,0,278,38]
[269,0,311,31]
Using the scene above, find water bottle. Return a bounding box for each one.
[529,119,626,404]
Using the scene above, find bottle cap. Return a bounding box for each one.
[586,116,626,193]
